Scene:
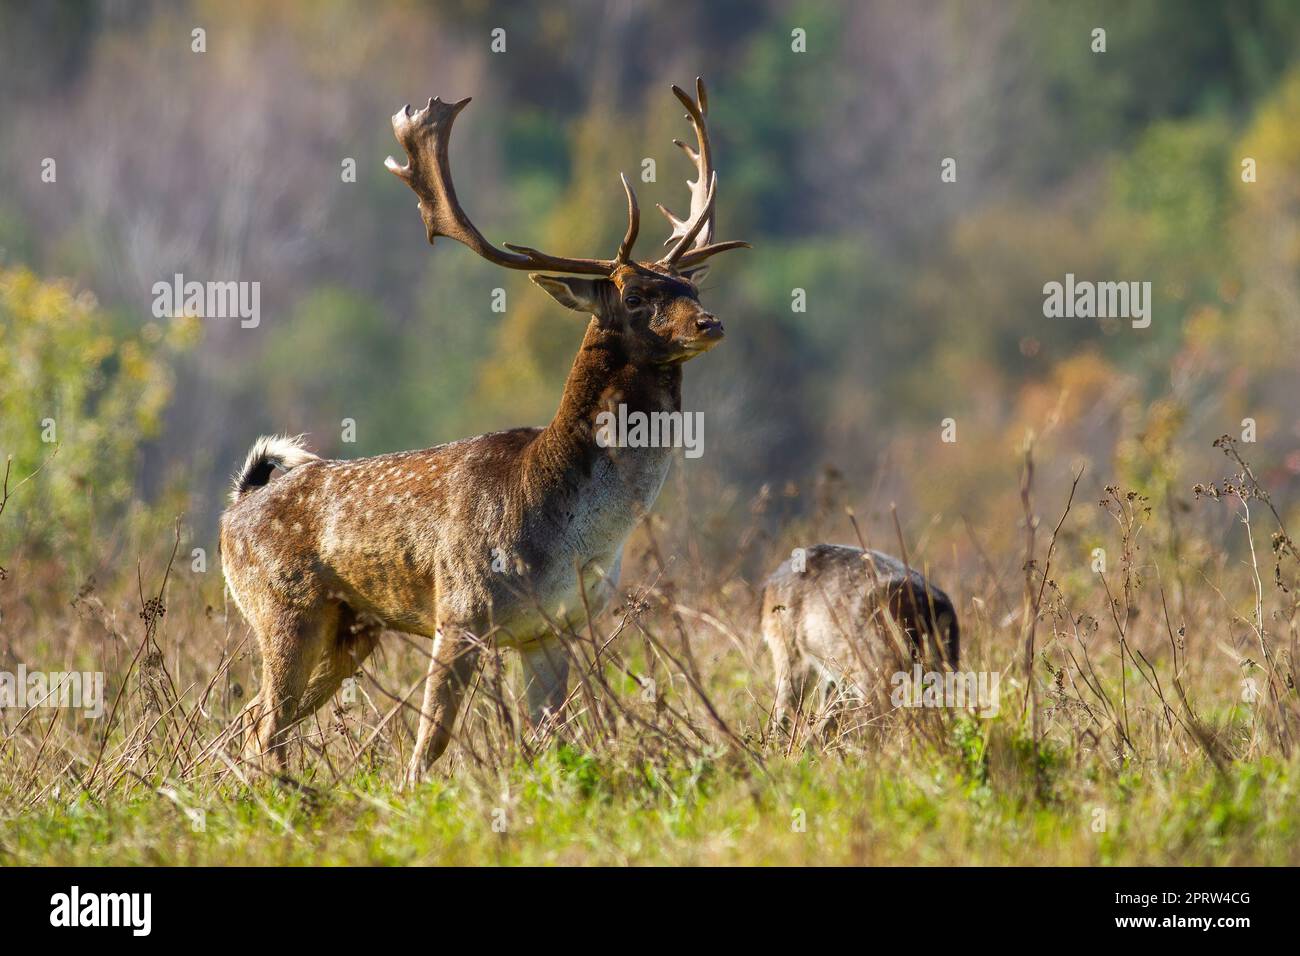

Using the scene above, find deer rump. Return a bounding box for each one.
[760,544,960,722]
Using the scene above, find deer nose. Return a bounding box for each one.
[696,312,723,334]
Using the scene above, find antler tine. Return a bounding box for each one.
[615,173,640,265]
[386,96,614,276]
[671,238,752,268]
[662,173,716,267]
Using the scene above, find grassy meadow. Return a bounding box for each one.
[2,436,1298,866]
[4,1,1300,868]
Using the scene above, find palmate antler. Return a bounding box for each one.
[658,77,721,267]
[384,79,747,276]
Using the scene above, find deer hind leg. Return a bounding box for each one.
[294,606,383,723]
[243,603,336,772]
[405,628,481,787]
[521,636,571,728]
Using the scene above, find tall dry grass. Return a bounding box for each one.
[0,436,1297,863]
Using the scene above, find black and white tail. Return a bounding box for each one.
[229,434,319,502]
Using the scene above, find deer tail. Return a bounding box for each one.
[229,434,319,502]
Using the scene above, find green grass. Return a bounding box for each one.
[6,732,1297,866]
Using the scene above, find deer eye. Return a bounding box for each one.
[624,294,644,308]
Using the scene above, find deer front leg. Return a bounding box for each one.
[405,628,480,787]
[521,636,571,727]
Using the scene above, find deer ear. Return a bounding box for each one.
[679,264,710,285]
[529,274,606,314]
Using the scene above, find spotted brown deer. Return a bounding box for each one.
[761,544,959,730]
[220,79,748,783]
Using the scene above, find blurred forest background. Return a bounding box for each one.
[3,0,1300,586]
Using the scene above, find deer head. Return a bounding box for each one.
[384,77,748,366]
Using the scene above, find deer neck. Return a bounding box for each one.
[528,318,682,501]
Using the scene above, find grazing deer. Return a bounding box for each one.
[760,544,959,729]
[220,79,748,783]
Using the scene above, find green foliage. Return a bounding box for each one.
[1110,117,1233,268]
[0,267,193,570]
[247,282,498,454]
[950,716,988,788]
[1024,0,1300,172]
[722,0,843,237]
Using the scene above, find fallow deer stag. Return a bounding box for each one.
[220,78,748,784]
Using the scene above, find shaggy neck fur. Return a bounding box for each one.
[525,316,682,495]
